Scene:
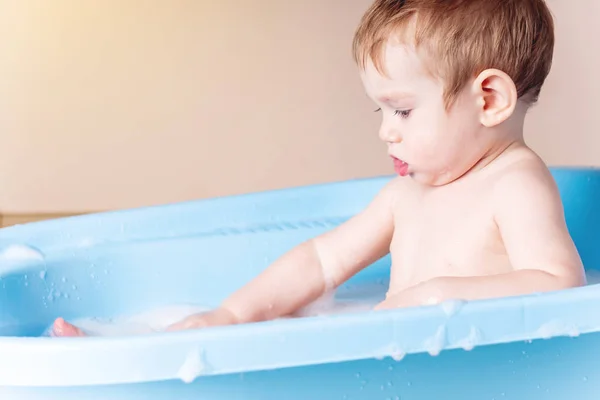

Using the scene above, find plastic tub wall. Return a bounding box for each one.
[0,167,599,400]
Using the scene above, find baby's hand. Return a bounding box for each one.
[166,307,239,332]
[375,278,447,310]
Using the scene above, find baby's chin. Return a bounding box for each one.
[408,168,457,187]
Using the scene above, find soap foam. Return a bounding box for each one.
[293,290,380,318]
[440,299,466,317]
[536,319,580,339]
[0,244,46,277]
[42,270,600,338]
[43,304,210,337]
[45,283,386,337]
[0,244,44,261]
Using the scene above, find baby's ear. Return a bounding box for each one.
[472,69,518,127]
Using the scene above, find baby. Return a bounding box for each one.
[52,0,585,337]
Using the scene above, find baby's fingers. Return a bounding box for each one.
[165,308,239,332]
[166,314,210,332]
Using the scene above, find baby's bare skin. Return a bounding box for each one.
[51,34,585,338]
[380,146,584,309]
[52,144,583,337]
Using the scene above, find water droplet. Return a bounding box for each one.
[90,273,96,279]
[424,325,446,356]
[63,293,69,299]
[407,381,412,387]
[39,271,46,280]
[391,349,406,361]
[388,365,394,371]
[380,385,385,391]
[62,277,67,283]
[104,269,109,275]
[583,376,588,382]
[387,381,393,387]
[440,299,466,317]
[24,275,28,280]
[177,346,207,383]
[72,285,77,290]
[355,373,361,378]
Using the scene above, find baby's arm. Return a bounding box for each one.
[167,178,399,330]
[377,165,585,309]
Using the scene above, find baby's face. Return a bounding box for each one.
[360,43,489,186]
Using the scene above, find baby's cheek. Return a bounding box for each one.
[411,136,444,166]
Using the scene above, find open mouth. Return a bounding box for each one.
[391,156,409,176]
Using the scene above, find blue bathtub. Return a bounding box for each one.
[1,166,599,399]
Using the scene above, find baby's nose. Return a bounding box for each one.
[378,125,402,144]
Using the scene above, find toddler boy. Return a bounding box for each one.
[53,0,585,336]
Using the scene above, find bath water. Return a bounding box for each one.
[45,270,600,337]
[44,281,388,337]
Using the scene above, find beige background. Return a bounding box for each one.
[1,0,599,216]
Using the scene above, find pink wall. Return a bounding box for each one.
[1,0,598,213]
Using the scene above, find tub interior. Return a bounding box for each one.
[0,227,393,337]
[1,168,600,340]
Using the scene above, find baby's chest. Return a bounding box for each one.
[390,195,507,277]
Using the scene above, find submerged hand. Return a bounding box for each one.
[166,307,239,331]
[376,270,579,311]
[375,278,447,310]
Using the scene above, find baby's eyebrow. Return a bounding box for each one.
[379,91,414,102]
[364,91,415,104]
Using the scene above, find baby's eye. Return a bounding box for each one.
[393,109,412,119]
[374,108,381,112]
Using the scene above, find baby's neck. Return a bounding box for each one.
[473,138,526,173]
[468,101,529,175]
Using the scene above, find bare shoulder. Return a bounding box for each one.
[488,146,585,285]
[490,147,565,232]
[494,149,561,203]
[377,175,423,214]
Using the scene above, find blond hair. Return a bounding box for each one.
[352,0,555,109]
